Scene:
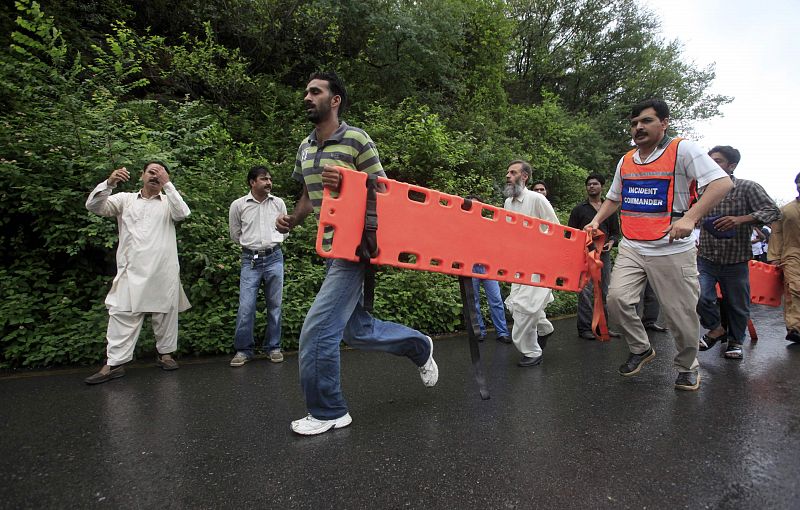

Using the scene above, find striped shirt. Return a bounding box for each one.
[698,177,781,264]
[292,122,385,248]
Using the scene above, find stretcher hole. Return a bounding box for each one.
[452,262,463,269]
[429,258,442,267]
[530,273,542,284]
[408,190,427,204]
[555,277,565,287]
[321,227,334,253]
[497,269,507,277]
[522,219,531,228]
[460,199,473,211]
[398,252,418,264]
[505,214,516,224]
[514,272,523,279]
[481,208,495,220]
[539,223,550,234]
[563,230,572,239]
[439,198,451,207]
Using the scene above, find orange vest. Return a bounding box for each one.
[619,138,683,241]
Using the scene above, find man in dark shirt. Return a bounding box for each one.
[697,145,780,359]
[568,174,620,339]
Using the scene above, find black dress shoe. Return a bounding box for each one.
[538,333,551,349]
[496,335,512,344]
[644,323,668,333]
[517,355,542,367]
[786,329,800,343]
[578,331,595,340]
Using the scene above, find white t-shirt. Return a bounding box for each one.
[751,230,764,256]
[606,138,728,256]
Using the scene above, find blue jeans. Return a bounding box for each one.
[471,264,509,337]
[299,259,430,420]
[577,250,611,333]
[234,249,284,356]
[696,257,750,343]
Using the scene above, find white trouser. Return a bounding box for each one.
[511,308,547,358]
[537,317,554,336]
[106,308,179,366]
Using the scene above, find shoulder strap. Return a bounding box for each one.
[358,174,379,312]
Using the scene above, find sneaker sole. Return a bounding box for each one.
[291,414,352,436]
[619,348,656,377]
[230,360,249,367]
[675,373,701,391]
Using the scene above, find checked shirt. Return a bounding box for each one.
[698,177,781,264]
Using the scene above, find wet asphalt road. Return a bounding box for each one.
[1,304,799,509]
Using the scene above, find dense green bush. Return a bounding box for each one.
[1,1,727,367]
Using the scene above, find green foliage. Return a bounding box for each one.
[1,0,731,367]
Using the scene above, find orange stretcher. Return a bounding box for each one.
[316,168,608,398]
[715,260,784,342]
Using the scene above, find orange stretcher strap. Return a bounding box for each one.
[317,168,608,330]
[585,228,609,341]
[714,260,784,307]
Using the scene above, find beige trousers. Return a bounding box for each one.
[106,308,179,366]
[607,246,700,373]
[783,260,800,332]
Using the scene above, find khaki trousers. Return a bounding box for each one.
[106,308,179,366]
[783,260,800,332]
[607,246,700,372]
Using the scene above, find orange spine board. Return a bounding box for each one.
[316,167,591,292]
[749,260,784,307]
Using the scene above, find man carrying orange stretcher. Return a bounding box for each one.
[585,99,733,391]
[276,72,438,436]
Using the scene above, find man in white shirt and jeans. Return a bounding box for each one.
[84,161,191,384]
[586,99,733,391]
[229,166,287,366]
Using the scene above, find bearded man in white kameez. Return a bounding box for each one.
[84,161,191,385]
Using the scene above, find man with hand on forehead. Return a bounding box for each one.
[84,161,191,384]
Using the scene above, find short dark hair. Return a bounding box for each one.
[631,98,669,120]
[708,146,741,165]
[308,71,349,115]
[508,160,532,178]
[585,173,605,186]
[247,165,271,186]
[142,160,169,173]
[532,180,547,189]
[795,171,800,184]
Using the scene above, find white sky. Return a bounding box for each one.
[642,0,800,204]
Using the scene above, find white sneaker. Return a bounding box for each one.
[290,413,352,435]
[269,350,284,363]
[418,336,438,387]
[230,351,251,367]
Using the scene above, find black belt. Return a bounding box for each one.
[242,246,280,257]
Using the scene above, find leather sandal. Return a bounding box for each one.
[699,332,726,351]
[156,355,179,371]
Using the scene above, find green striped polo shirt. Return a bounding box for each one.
[292,122,385,248]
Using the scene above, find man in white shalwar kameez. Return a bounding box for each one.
[502,160,560,367]
[84,162,191,384]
